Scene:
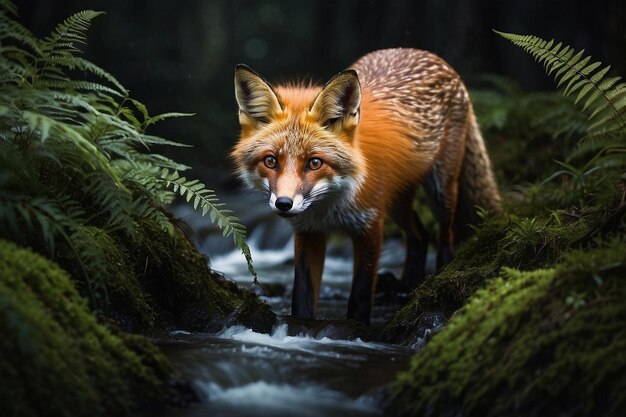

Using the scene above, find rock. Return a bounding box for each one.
[282,316,375,341]
[381,213,591,344]
[228,291,278,334]
[132,220,275,333]
[387,244,626,417]
[0,239,174,417]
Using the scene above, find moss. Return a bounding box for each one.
[134,220,276,332]
[389,242,626,417]
[0,239,171,417]
[228,291,278,334]
[76,226,157,330]
[382,211,591,344]
[382,215,507,343]
[44,217,277,334]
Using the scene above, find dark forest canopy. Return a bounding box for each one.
[18,0,626,171]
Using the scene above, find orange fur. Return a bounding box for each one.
[352,92,431,213]
[232,49,500,324]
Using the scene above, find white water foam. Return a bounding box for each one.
[217,324,405,355]
[210,234,402,284]
[162,324,410,417]
[210,235,295,278]
[195,380,379,417]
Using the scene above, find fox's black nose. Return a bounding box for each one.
[275,196,293,212]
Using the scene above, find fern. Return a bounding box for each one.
[495,31,626,132]
[471,74,587,140]
[70,226,112,306]
[497,31,626,205]
[0,2,258,310]
[158,169,258,284]
[39,11,104,59]
[114,163,258,284]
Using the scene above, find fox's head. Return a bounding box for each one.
[231,64,365,218]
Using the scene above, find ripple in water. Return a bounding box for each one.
[160,324,413,417]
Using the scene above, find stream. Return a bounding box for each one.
[159,191,422,417]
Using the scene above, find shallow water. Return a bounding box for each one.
[160,323,412,417]
[162,199,418,416]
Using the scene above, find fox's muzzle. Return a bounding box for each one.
[274,196,293,212]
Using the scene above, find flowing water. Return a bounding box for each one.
[161,194,422,416]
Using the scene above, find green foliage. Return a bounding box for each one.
[496,31,626,206]
[470,75,587,188]
[390,241,626,417]
[495,31,626,131]
[0,239,171,417]
[471,74,587,141]
[387,32,626,416]
[142,168,256,283]
[0,2,257,310]
[382,206,607,345]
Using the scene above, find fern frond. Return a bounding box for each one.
[38,78,125,97]
[145,112,195,129]
[157,169,258,284]
[41,10,104,55]
[495,31,626,132]
[568,128,624,162]
[44,56,127,95]
[0,51,32,84]
[0,193,78,255]
[113,151,190,172]
[1,3,259,296]
[0,9,41,57]
[20,109,116,174]
[81,171,135,232]
[35,10,104,88]
[69,226,111,306]
[470,75,586,140]
[0,0,18,16]
[129,197,174,234]
[48,90,102,114]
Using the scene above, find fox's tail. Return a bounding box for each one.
[453,105,501,243]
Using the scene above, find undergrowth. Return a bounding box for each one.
[0,1,257,311]
[386,30,626,417]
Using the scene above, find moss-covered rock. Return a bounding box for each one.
[69,225,158,330]
[388,242,626,417]
[382,212,591,344]
[47,217,277,334]
[133,220,276,333]
[382,215,507,344]
[0,239,172,417]
[228,291,278,334]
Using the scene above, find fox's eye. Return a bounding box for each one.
[307,157,323,171]
[263,156,277,169]
[322,117,340,128]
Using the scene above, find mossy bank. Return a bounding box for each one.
[0,239,171,417]
[0,5,277,416]
[382,210,591,345]
[387,242,626,416]
[0,229,277,417]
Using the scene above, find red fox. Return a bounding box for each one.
[232,48,500,324]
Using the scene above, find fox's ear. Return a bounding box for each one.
[234,64,282,124]
[310,69,361,131]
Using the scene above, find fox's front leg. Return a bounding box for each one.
[347,219,384,325]
[292,232,326,319]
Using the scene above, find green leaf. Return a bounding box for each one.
[495,31,626,131]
